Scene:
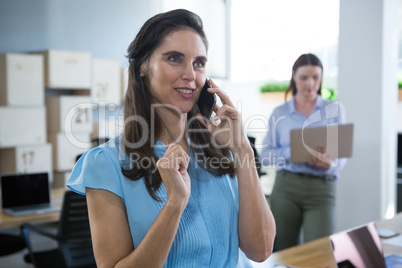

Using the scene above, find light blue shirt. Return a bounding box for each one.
[67,135,252,267]
[260,95,347,178]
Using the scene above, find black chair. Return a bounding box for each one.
[20,190,96,268]
[247,136,266,177]
[0,232,26,257]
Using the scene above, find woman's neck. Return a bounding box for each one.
[158,110,188,147]
[294,94,317,118]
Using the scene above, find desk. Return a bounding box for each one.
[0,188,66,230]
[252,213,402,267]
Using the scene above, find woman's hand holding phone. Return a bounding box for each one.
[196,78,248,150]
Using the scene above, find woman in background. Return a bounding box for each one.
[261,53,346,250]
[68,9,275,267]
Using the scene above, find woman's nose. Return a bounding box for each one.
[182,62,196,81]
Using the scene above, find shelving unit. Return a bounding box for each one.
[0,49,124,189]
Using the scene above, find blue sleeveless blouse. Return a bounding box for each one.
[67,135,252,267]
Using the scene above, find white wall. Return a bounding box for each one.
[0,0,153,67]
[337,0,399,231]
[397,102,402,132]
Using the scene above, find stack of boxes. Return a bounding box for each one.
[37,50,94,188]
[0,49,124,189]
[0,53,52,181]
[90,58,123,141]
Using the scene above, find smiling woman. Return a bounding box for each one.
[261,53,347,251]
[67,9,276,268]
[142,29,208,112]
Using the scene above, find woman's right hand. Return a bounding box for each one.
[156,144,191,209]
[307,146,333,170]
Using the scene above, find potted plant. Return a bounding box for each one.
[259,81,338,101]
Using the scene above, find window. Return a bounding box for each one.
[231,0,340,86]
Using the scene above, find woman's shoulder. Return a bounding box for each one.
[318,97,345,112]
[318,95,343,106]
[89,134,130,164]
[271,99,292,116]
[67,135,126,196]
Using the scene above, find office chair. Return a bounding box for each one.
[247,136,266,177]
[20,190,96,268]
[0,232,26,257]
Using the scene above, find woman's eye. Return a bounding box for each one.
[168,56,180,63]
[194,61,205,68]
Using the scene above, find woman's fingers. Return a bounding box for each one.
[208,78,234,108]
[171,147,189,174]
[308,147,332,170]
[215,104,239,120]
[159,144,190,174]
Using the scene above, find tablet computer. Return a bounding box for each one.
[290,123,354,163]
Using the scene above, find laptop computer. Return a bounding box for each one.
[290,123,354,163]
[329,222,401,268]
[1,172,61,216]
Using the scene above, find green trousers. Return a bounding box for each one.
[270,170,336,251]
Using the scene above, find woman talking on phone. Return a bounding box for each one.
[261,53,346,251]
[67,9,275,267]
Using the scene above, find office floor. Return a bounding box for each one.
[0,222,58,268]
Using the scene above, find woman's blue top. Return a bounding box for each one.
[260,96,347,178]
[67,135,252,267]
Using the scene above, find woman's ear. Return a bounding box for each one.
[139,63,146,77]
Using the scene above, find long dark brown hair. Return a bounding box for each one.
[122,9,235,201]
[284,53,323,101]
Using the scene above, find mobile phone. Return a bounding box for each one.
[197,79,216,123]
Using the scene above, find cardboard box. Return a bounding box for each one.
[48,132,91,171]
[92,58,121,105]
[46,96,94,134]
[0,143,52,175]
[0,53,44,106]
[121,67,128,103]
[0,107,46,147]
[53,171,71,189]
[91,119,123,140]
[35,50,91,89]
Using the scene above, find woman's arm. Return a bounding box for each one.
[86,144,191,268]
[199,79,275,262]
[86,188,186,268]
[232,143,276,262]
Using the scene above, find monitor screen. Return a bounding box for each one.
[1,172,50,209]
